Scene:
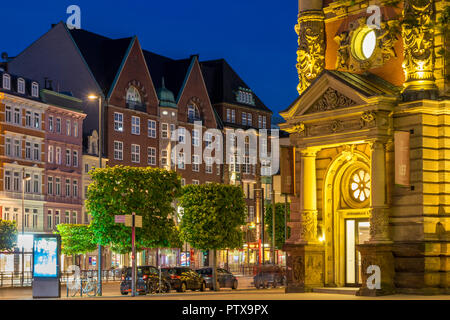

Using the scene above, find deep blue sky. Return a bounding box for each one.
[1,0,299,116]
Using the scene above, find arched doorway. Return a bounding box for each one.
[322,147,371,287]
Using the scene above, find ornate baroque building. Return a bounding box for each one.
[280,0,449,295]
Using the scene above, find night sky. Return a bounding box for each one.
[1,0,299,118]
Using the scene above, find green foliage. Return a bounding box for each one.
[0,220,17,251]
[179,183,247,250]
[86,166,182,254]
[264,203,291,250]
[55,224,97,256]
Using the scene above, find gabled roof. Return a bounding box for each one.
[67,28,134,97]
[200,59,272,113]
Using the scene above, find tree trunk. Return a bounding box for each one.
[212,249,219,291]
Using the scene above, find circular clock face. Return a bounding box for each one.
[352,28,377,61]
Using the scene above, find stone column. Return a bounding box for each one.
[284,147,324,292]
[356,140,395,296]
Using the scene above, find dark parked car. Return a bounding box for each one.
[196,268,238,290]
[120,265,170,295]
[161,267,206,292]
[253,265,286,289]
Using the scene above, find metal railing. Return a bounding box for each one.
[0,272,33,287]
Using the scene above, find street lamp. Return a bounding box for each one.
[21,169,31,286]
[88,94,103,296]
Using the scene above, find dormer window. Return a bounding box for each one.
[236,87,255,106]
[126,86,141,108]
[31,82,39,97]
[187,104,200,122]
[17,78,25,94]
[3,74,10,90]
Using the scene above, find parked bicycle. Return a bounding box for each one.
[67,276,98,297]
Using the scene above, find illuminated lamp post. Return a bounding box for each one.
[88,94,103,296]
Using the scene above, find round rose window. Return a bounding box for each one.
[350,169,370,202]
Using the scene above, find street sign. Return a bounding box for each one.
[114,215,126,223]
[125,215,142,228]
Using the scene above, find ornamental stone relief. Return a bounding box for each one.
[334,17,399,72]
[402,0,435,84]
[305,88,357,114]
[295,13,325,95]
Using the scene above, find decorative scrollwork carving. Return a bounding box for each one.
[305,88,358,114]
[296,14,325,95]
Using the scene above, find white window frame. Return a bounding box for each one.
[131,116,140,135]
[114,112,123,132]
[161,123,169,139]
[147,147,156,166]
[148,120,156,138]
[31,82,39,97]
[17,78,25,94]
[131,144,140,163]
[192,155,200,172]
[3,74,10,90]
[114,141,123,161]
[66,120,71,136]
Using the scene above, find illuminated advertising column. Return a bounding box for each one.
[32,235,61,298]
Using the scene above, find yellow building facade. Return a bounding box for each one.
[280,0,449,295]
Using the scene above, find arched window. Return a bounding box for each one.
[187,104,200,122]
[2,74,10,90]
[17,78,25,94]
[126,86,141,107]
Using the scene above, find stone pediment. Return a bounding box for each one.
[304,87,358,115]
[280,70,399,120]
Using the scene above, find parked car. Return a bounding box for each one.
[120,265,170,295]
[196,267,238,290]
[161,267,206,292]
[253,264,286,289]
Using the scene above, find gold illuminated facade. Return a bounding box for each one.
[282,0,449,295]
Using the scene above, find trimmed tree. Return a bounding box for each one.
[0,220,17,251]
[264,203,291,250]
[86,166,182,254]
[56,224,97,266]
[179,183,246,291]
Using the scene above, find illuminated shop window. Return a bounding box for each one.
[350,169,370,202]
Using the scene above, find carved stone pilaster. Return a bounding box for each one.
[295,12,325,95]
[369,207,390,242]
[300,210,318,242]
[402,0,438,100]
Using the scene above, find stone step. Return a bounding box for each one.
[312,287,359,295]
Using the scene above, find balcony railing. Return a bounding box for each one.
[126,100,146,112]
[0,191,44,201]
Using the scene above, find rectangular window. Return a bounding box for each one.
[26,111,32,127]
[258,115,262,128]
[4,171,11,191]
[24,209,30,228]
[14,108,21,125]
[31,83,39,97]
[5,137,11,157]
[54,210,60,226]
[192,129,200,147]
[74,121,78,137]
[47,210,53,229]
[3,75,10,90]
[48,145,53,163]
[33,143,39,161]
[48,116,53,132]
[66,120,71,135]
[25,174,31,193]
[148,120,156,138]
[249,206,255,222]
[192,180,200,185]
[161,150,168,166]
[85,164,89,173]
[65,149,71,166]
[5,106,12,123]
[114,141,123,160]
[147,147,156,166]
[34,113,40,129]
[205,157,213,174]
[161,123,168,138]
[73,150,78,167]
[262,116,266,129]
[33,174,39,193]
[73,180,78,198]
[170,124,175,138]
[18,79,25,94]
[178,127,185,144]
[178,152,185,170]
[65,211,70,224]
[131,144,140,163]
[33,211,38,228]
[56,118,61,133]
[14,139,20,158]
[55,177,61,196]
[242,113,247,126]
[72,211,77,224]
[226,109,231,122]
[205,132,212,148]
[192,155,200,172]
[47,177,53,195]
[131,116,140,135]
[13,172,20,191]
[114,112,123,132]
[25,142,32,160]
[65,178,71,197]
[247,113,252,126]
[231,109,235,123]
[56,147,61,164]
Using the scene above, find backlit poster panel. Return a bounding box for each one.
[395,131,410,187]
[33,237,58,278]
